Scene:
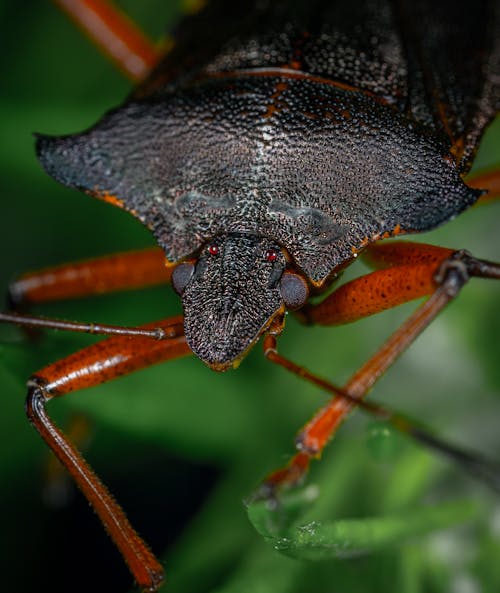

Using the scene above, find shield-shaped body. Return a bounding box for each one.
[37,0,499,368]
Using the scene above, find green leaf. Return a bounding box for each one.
[247,485,322,539]
[249,498,480,561]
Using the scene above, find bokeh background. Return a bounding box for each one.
[0,1,499,592]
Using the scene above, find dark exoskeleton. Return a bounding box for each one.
[36,0,499,369]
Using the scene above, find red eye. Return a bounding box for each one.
[208,244,219,255]
[265,249,278,262]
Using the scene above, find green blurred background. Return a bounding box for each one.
[0,2,499,592]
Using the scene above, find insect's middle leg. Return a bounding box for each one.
[25,315,190,592]
[261,241,500,492]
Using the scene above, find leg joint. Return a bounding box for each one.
[295,431,320,456]
[25,377,50,421]
[434,249,500,295]
[433,250,473,297]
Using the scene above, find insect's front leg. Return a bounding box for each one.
[7,247,171,310]
[25,315,190,592]
[260,242,500,494]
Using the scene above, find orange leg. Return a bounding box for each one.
[54,0,162,81]
[301,242,455,325]
[43,411,93,508]
[26,315,191,592]
[467,167,500,204]
[8,247,171,308]
[261,242,500,492]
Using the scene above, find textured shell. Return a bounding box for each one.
[37,0,498,285]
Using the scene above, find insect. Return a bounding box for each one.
[1,0,499,591]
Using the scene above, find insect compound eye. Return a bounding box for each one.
[207,243,219,256]
[265,249,278,262]
[172,262,195,296]
[279,271,309,310]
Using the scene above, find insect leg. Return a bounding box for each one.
[25,315,190,592]
[261,243,500,492]
[263,334,500,495]
[7,247,171,309]
[299,245,454,326]
[467,167,500,205]
[0,311,174,340]
[54,0,161,81]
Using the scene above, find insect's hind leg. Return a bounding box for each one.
[25,315,190,591]
[261,243,500,493]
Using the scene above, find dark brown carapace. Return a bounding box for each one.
[1,0,499,590]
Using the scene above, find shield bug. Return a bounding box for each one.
[1,0,499,591]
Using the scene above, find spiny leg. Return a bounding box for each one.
[262,334,500,495]
[25,315,191,592]
[54,0,161,81]
[261,242,500,492]
[43,411,93,508]
[0,311,174,340]
[4,247,175,341]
